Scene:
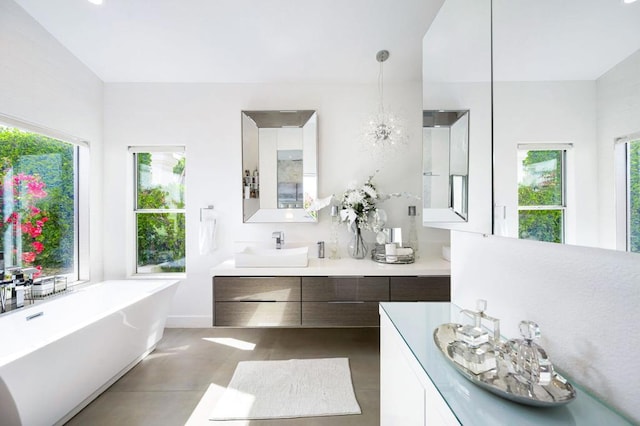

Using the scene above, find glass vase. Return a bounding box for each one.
[348,226,368,259]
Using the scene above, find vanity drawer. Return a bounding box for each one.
[214,277,301,302]
[389,276,450,301]
[301,302,380,326]
[301,276,389,301]
[215,302,301,326]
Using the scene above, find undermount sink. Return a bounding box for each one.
[234,246,309,268]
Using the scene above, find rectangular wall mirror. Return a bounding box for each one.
[241,110,318,223]
[422,110,469,223]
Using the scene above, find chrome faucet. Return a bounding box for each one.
[272,231,285,249]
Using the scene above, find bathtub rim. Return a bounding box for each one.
[0,279,180,367]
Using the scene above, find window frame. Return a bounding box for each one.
[130,146,186,276]
[615,133,640,252]
[516,144,569,244]
[0,113,89,284]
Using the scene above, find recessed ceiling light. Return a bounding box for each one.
[88,0,103,5]
[623,0,637,4]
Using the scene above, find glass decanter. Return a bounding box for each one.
[507,320,554,385]
[451,300,500,375]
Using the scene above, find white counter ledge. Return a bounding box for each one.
[210,254,451,277]
[379,302,634,425]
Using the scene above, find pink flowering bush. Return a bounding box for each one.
[2,173,49,276]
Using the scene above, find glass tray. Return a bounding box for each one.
[433,323,577,407]
[371,246,415,264]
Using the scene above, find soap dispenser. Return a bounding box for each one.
[406,205,419,259]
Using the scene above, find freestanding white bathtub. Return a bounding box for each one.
[0,279,179,426]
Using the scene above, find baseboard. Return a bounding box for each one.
[165,315,213,328]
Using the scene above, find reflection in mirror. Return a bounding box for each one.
[421,0,493,235]
[277,149,303,208]
[492,0,640,253]
[422,110,469,223]
[241,111,318,223]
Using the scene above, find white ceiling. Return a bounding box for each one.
[423,0,640,82]
[493,0,640,81]
[13,0,443,84]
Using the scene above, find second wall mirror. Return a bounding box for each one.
[422,110,470,223]
[241,110,318,223]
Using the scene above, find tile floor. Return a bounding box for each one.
[65,327,380,426]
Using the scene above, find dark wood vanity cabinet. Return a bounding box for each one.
[213,275,450,327]
[214,277,301,326]
[301,277,389,326]
[389,276,451,302]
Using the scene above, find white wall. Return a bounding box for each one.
[103,82,450,327]
[0,0,104,282]
[451,231,640,422]
[493,81,599,246]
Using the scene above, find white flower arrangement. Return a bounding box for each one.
[305,171,420,233]
[339,176,379,230]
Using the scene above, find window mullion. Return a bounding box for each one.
[135,209,186,214]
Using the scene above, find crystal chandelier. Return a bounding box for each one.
[361,50,408,159]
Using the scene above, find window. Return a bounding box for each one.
[517,147,567,243]
[132,148,186,274]
[629,139,640,252]
[616,136,640,253]
[0,125,79,280]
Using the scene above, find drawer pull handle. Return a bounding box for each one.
[328,301,365,304]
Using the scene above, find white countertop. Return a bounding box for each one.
[380,302,634,426]
[210,255,451,277]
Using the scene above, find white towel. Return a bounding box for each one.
[199,210,218,255]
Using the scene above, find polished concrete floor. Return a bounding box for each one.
[66,328,380,426]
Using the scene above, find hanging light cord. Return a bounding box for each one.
[378,60,385,115]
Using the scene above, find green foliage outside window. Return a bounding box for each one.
[518,150,564,243]
[630,141,640,252]
[518,210,563,243]
[0,127,75,277]
[135,152,186,273]
[518,150,563,206]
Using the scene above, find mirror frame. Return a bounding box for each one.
[241,110,318,223]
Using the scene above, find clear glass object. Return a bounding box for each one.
[458,299,501,344]
[406,205,419,259]
[348,225,368,259]
[451,299,500,375]
[328,205,341,259]
[450,339,496,375]
[507,320,554,385]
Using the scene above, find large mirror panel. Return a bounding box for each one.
[492,0,640,252]
[421,0,493,234]
[242,110,318,223]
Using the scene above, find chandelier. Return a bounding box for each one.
[361,50,408,159]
